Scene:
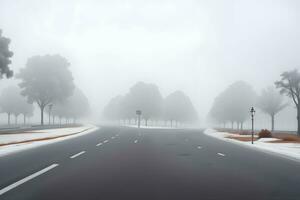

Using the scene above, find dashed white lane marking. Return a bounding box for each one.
[96,142,103,146]
[197,146,202,149]
[0,163,59,196]
[111,136,115,139]
[103,140,109,143]
[70,151,85,159]
[217,153,226,157]
[134,140,138,144]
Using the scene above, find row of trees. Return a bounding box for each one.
[103,82,198,126]
[209,69,300,135]
[0,29,90,125]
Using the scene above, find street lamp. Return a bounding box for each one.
[136,110,142,128]
[48,104,53,125]
[250,107,256,144]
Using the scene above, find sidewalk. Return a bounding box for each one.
[0,125,99,157]
[204,129,300,162]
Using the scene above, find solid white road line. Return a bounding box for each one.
[134,140,138,144]
[103,140,109,143]
[70,151,85,159]
[217,153,226,157]
[96,142,103,146]
[0,164,59,196]
[197,146,202,149]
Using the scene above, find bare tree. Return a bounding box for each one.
[257,87,287,131]
[17,55,75,125]
[0,29,13,78]
[275,69,300,135]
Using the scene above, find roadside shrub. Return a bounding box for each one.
[258,129,272,138]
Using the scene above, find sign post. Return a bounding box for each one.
[136,110,142,128]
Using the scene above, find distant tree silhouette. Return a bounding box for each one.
[126,82,163,126]
[0,85,33,125]
[52,88,90,124]
[102,82,198,127]
[209,81,256,129]
[275,69,300,135]
[164,91,198,126]
[17,55,75,125]
[0,29,13,78]
[257,87,287,131]
[102,95,124,122]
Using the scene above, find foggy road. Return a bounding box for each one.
[0,126,300,200]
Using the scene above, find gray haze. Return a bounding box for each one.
[1,0,300,129]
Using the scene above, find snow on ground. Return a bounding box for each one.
[204,129,300,162]
[0,125,99,157]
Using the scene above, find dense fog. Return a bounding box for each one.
[0,0,300,131]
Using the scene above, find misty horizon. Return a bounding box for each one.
[0,0,299,130]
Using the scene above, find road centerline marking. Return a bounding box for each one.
[217,153,226,157]
[134,140,138,144]
[103,140,109,143]
[0,163,59,196]
[70,151,85,159]
[197,146,202,149]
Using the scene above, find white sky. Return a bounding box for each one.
[0,0,300,124]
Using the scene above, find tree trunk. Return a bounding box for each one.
[40,105,45,125]
[231,121,233,129]
[7,112,10,126]
[23,114,26,125]
[15,115,18,125]
[145,119,148,126]
[297,106,300,136]
[241,122,244,130]
[271,114,275,132]
[52,115,55,124]
[171,120,173,127]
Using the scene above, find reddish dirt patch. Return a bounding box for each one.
[271,134,300,143]
[226,136,258,142]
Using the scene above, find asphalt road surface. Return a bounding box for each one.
[0,126,299,200]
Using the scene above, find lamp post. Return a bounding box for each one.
[136,110,142,128]
[250,107,256,144]
[48,104,53,125]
